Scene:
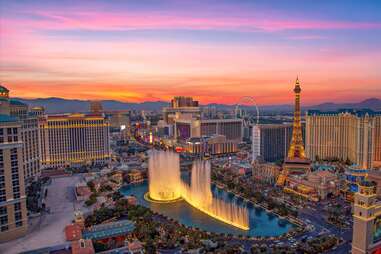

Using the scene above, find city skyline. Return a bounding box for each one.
[1,0,381,105]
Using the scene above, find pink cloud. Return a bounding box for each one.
[3,9,381,33]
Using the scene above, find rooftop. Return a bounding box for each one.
[9,99,27,106]
[65,224,82,241]
[307,109,381,117]
[0,114,18,123]
[82,220,135,240]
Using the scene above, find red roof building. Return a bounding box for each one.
[71,239,95,254]
[65,223,82,241]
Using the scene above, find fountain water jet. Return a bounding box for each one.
[146,150,249,230]
[147,150,182,202]
[181,160,249,230]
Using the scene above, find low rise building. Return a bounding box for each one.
[252,162,281,184]
[283,170,339,201]
[71,239,95,254]
[127,170,144,184]
[185,135,238,156]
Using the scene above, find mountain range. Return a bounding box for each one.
[14,97,381,114]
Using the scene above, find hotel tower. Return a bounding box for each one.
[0,85,28,242]
[306,110,381,169]
[39,113,111,168]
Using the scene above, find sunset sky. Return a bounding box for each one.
[1,0,381,105]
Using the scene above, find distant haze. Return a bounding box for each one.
[15,97,381,114]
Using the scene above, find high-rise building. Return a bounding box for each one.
[305,110,381,169]
[200,119,243,142]
[0,85,28,242]
[20,117,40,179]
[171,96,199,108]
[252,124,293,162]
[352,181,381,253]
[375,116,381,166]
[174,118,243,142]
[89,100,103,113]
[39,113,110,169]
[164,96,243,142]
[1,87,42,180]
[163,97,201,125]
[106,111,130,130]
[0,85,41,180]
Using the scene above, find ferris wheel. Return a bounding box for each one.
[235,96,259,127]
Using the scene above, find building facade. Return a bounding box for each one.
[20,117,40,179]
[0,86,28,242]
[163,96,201,125]
[200,119,243,142]
[252,162,281,184]
[352,181,381,254]
[185,135,238,156]
[89,101,103,113]
[306,110,381,169]
[39,113,111,169]
[174,118,243,142]
[252,124,293,162]
[0,86,42,180]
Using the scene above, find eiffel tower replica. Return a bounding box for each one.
[277,77,311,186]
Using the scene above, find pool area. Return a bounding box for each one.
[120,181,295,237]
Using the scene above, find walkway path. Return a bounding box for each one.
[0,175,81,254]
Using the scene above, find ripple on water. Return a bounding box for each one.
[120,181,295,237]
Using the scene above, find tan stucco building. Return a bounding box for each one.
[39,113,111,168]
[306,110,381,169]
[0,85,28,242]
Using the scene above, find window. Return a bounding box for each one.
[14,211,22,221]
[0,225,8,232]
[13,128,17,135]
[7,128,12,135]
[0,215,7,225]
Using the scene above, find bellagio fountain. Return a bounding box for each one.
[145,149,249,230]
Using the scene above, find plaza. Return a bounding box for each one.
[0,176,82,254]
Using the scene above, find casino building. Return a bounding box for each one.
[0,85,28,242]
[276,78,340,201]
[306,109,381,169]
[252,123,294,162]
[39,113,111,169]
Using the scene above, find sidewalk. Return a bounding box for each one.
[0,175,81,254]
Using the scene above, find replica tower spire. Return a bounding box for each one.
[287,76,306,159]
